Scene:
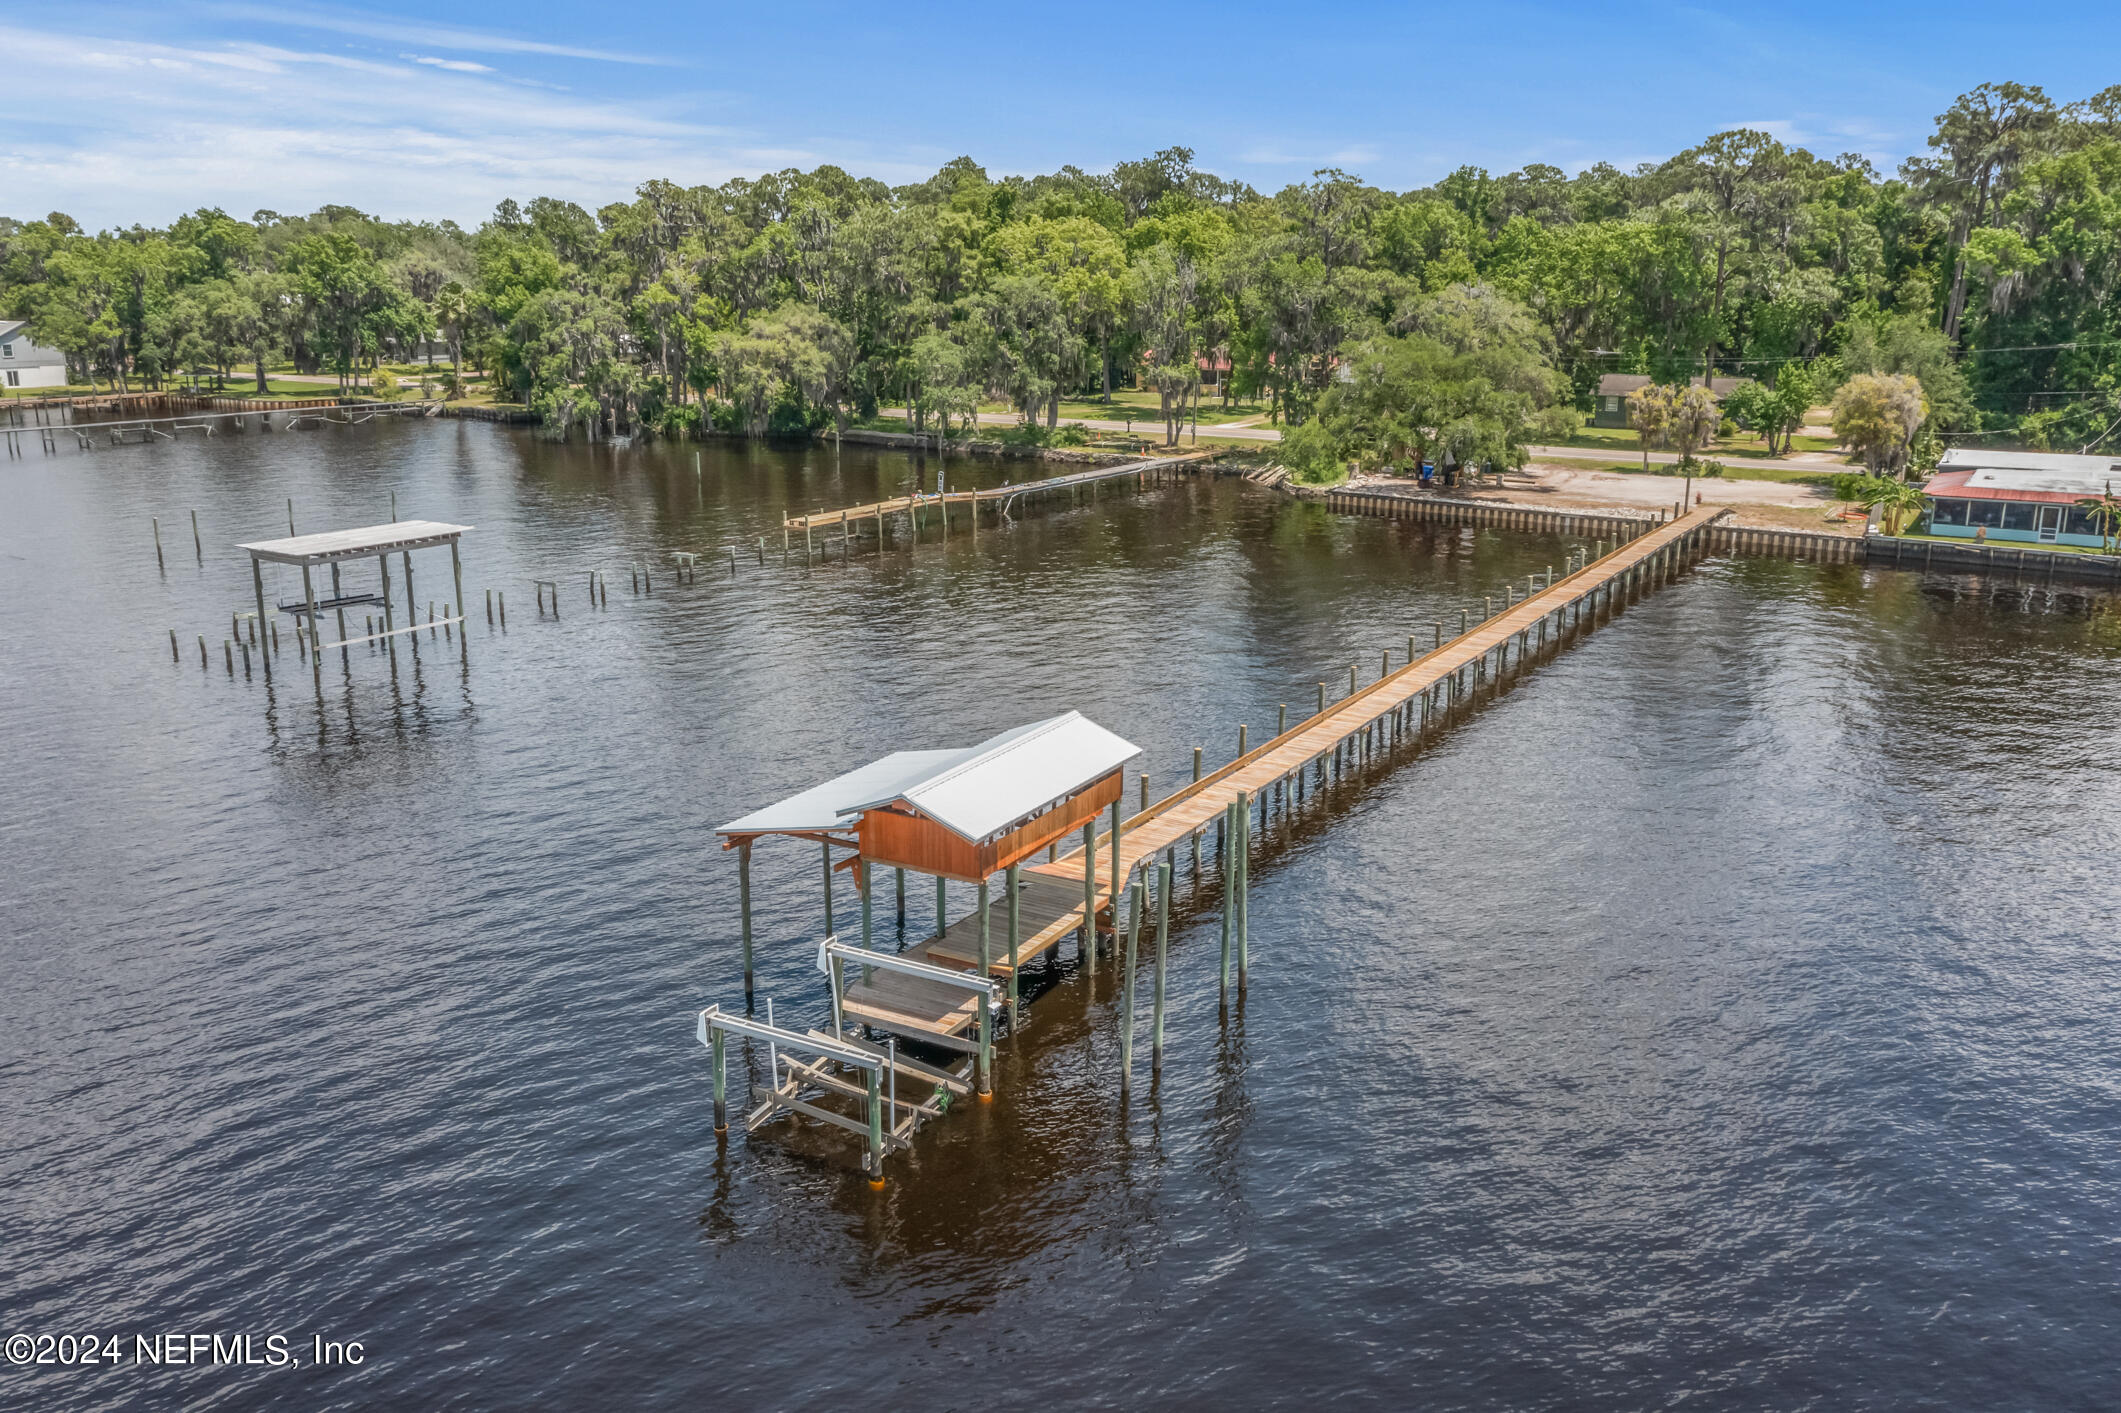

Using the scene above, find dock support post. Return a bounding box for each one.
[330,562,348,650]
[1081,821,1098,968]
[711,1026,728,1134]
[739,841,755,1002]
[866,1065,885,1183]
[251,559,271,678]
[977,878,991,997]
[1006,862,1020,1024]
[1153,861,1171,1067]
[191,509,202,562]
[937,874,947,939]
[977,992,993,1098]
[403,552,414,626]
[821,840,835,935]
[300,565,321,680]
[1318,682,1326,714]
[860,859,873,982]
[1121,875,1142,1092]
[1278,703,1287,734]
[153,517,164,569]
[1109,800,1122,921]
[1238,724,1247,757]
[895,867,906,927]
[1236,790,1251,986]
[451,541,466,655]
[1219,802,1235,1000]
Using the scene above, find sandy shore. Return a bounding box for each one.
[1340,460,1862,534]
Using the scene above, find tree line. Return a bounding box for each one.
[5,81,2119,462]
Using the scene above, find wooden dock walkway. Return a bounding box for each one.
[782,451,1209,538]
[832,506,1728,1047]
[1049,506,1727,887]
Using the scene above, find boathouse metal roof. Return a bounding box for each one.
[718,712,1140,844]
[237,520,472,565]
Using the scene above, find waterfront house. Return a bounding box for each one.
[0,319,68,390]
[1590,373,1751,428]
[1921,448,2119,548]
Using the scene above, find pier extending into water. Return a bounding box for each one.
[699,503,1730,1182]
[779,452,1208,558]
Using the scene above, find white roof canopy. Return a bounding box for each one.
[718,712,1140,845]
[238,520,471,565]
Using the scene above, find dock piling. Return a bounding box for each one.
[1153,861,1170,1066]
[152,517,164,570]
[1081,822,1097,968]
[1121,876,1143,1092]
[738,841,754,1002]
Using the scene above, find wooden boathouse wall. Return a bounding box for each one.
[859,770,1123,882]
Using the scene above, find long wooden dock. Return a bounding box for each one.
[1050,506,1728,887]
[834,505,1730,1055]
[782,452,1209,541]
[710,502,1734,1179]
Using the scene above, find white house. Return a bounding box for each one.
[0,320,68,390]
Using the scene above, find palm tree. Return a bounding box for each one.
[1851,474,1929,534]
[433,282,472,398]
[2077,481,2121,554]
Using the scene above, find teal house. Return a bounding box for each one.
[1922,449,2118,549]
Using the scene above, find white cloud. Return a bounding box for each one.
[402,54,495,75]
[204,3,678,66]
[0,21,776,225]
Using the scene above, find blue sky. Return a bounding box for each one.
[7,1,2119,229]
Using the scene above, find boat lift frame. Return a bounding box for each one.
[699,937,998,1182]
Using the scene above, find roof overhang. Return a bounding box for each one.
[238,520,471,566]
[716,712,1141,847]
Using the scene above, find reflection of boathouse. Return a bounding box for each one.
[1922,449,2118,548]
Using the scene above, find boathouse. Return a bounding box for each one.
[703,711,1139,1178]
[1921,449,2119,548]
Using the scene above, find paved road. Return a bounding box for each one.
[875,410,1849,468]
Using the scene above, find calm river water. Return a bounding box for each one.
[3,422,2118,1410]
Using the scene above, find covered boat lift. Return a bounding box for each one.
[237,519,470,677]
[702,711,1139,1182]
